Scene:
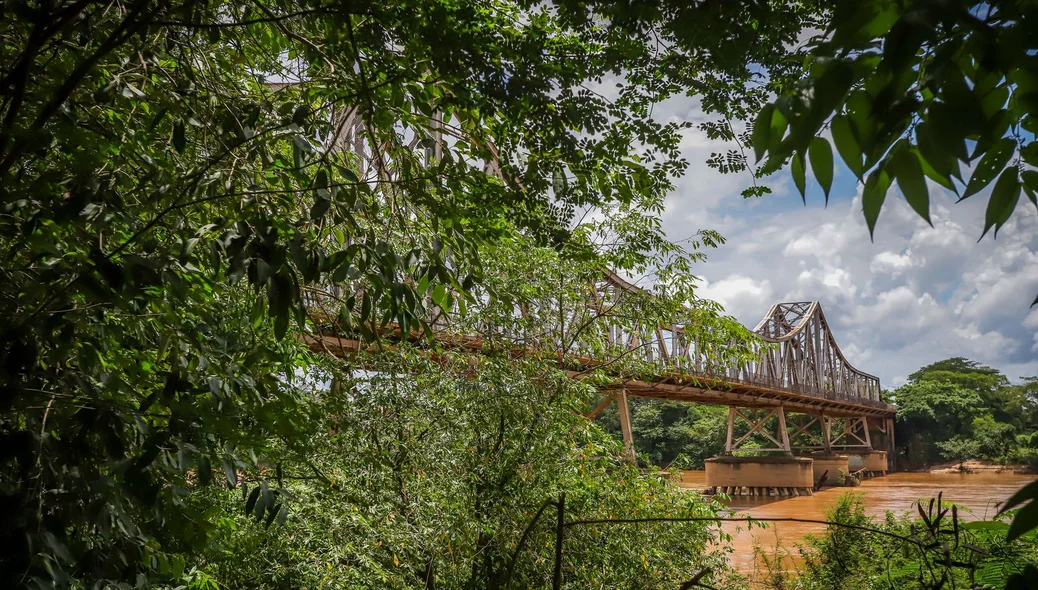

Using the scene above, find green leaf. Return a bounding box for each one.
[172,119,186,153]
[1022,142,1038,167]
[962,138,1016,200]
[752,104,775,162]
[552,168,568,198]
[222,457,238,489]
[1022,170,1038,209]
[198,455,212,485]
[791,152,806,203]
[959,521,1009,532]
[244,485,260,514]
[277,504,288,526]
[1007,501,1038,542]
[431,283,447,308]
[916,121,961,184]
[292,104,310,126]
[831,115,864,179]
[310,197,330,221]
[862,166,892,239]
[809,137,833,203]
[982,167,1020,239]
[274,306,289,339]
[888,145,930,224]
[768,107,788,155]
[916,146,957,193]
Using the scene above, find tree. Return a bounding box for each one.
[973,415,1017,462]
[910,357,1021,424]
[894,379,983,467]
[598,399,728,469]
[0,2,825,584]
[938,436,983,469]
[908,357,1009,385]
[747,0,1038,305]
[0,1,822,586]
[199,350,734,589]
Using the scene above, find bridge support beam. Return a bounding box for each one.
[617,389,635,462]
[586,393,617,420]
[584,390,636,462]
[724,407,792,455]
[823,416,872,450]
[888,418,896,472]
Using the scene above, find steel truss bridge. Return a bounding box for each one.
[306,271,896,463]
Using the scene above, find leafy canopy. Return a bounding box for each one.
[748,0,1038,306]
[0,0,820,587]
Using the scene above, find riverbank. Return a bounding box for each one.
[925,459,1034,474]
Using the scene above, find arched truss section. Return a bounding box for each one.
[750,302,881,404]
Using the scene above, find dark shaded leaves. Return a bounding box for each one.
[962,138,1016,200]
[982,168,1019,240]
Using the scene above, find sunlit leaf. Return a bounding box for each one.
[831,115,863,179]
[791,152,806,202]
[888,144,929,224]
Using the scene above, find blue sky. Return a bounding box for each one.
[651,94,1038,387]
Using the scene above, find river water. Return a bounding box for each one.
[678,470,1037,577]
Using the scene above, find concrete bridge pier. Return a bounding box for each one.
[825,416,889,478]
[705,407,814,496]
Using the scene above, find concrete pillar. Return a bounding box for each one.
[822,415,832,453]
[887,417,897,472]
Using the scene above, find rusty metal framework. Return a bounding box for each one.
[751,302,881,404]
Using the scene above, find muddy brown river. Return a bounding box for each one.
[678,471,1037,577]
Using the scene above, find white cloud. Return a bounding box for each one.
[870,251,914,276]
[697,275,774,323]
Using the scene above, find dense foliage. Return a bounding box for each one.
[891,358,1038,471]
[4,0,1038,587]
[749,0,1038,267]
[197,351,734,589]
[0,0,829,586]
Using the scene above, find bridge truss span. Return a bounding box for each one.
[749,301,881,409]
[307,271,893,419]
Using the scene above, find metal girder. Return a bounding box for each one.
[824,416,873,449]
[724,407,792,454]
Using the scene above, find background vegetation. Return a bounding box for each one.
[892,359,1038,471]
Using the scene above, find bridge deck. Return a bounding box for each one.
[306,332,896,418]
